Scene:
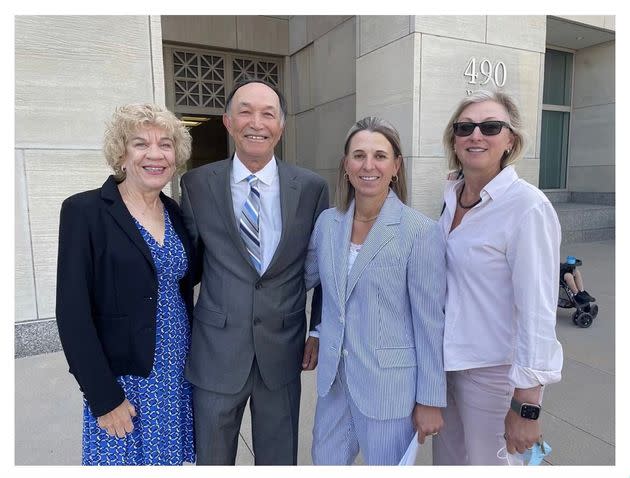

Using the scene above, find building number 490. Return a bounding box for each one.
[464,58,507,87]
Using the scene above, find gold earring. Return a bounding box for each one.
[344,172,349,181]
[391,175,398,184]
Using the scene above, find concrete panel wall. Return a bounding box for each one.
[290,45,313,113]
[236,16,289,55]
[359,16,411,56]
[15,16,159,149]
[356,34,418,158]
[414,15,486,42]
[162,15,288,56]
[289,17,356,196]
[486,15,546,52]
[161,16,237,50]
[556,15,616,31]
[15,150,37,322]
[312,19,356,107]
[568,41,615,193]
[573,41,615,108]
[15,15,165,324]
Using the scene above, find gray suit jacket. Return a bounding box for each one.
[180,157,329,394]
[305,191,447,419]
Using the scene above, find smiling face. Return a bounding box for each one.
[223,82,284,171]
[454,100,515,176]
[344,130,401,203]
[121,125,176,194]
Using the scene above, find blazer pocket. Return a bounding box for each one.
[376,347,416,368]
[194,304,227,328]
[283,307,306,328]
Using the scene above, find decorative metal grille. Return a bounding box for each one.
[173,51,226,109]
[232,58,280,86]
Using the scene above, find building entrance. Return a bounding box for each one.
[183,115,228,169]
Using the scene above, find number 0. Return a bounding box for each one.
[494,62,507,87]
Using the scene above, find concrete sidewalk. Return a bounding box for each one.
[14,239,615,465]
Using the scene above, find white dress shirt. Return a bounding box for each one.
[438,165,563,389]
[231,154,282,274]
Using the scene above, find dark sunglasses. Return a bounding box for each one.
[452,121,512,137]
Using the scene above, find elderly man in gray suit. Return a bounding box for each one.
[180,78,329,465]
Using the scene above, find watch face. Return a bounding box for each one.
[521,404,540,420]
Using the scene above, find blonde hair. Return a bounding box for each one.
[443,90,526,172]
[103,103,192,180]
[336,116,407,211]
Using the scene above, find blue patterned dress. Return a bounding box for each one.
[82,209,195,465]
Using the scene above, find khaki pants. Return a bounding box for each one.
[432,365,513,465]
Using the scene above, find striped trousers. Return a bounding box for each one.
[311,359,415,465]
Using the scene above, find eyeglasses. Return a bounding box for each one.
[453,121,512,137]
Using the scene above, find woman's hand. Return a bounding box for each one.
[504,409,542,454]
[504,386,543,454]
[413,403,444,444]
[97,398,137,438]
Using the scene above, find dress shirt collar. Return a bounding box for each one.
[445,165,519,202]
[232,153,278,186]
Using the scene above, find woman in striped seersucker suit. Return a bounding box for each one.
[304,117,447,465]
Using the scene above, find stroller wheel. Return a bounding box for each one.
[572,311,580,325]
[576,312,593,328]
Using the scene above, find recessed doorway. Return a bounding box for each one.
[182,115,228,170]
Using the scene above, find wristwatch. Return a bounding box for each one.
[510,397,541,420]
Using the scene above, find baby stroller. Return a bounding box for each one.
[558,256,598,328]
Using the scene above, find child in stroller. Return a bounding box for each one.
[558,256,598,328]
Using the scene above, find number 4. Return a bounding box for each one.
[464,58,478,84]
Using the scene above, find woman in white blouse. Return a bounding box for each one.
[433,90,563,465]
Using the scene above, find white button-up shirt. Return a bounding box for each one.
[231,154,282,274]
[438,166,563,389]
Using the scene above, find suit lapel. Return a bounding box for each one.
[101,176,155,273]
[332,205,353,307]
[265,160,300,276]
[345,191,401,302]
[207,158,256,271]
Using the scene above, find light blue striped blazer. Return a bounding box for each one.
[305,190,447,420]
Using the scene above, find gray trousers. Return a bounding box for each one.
[193,358,301,465]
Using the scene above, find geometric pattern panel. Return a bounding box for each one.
[173,50,226,109]
[233,57,280,87]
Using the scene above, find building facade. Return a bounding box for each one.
[15,15,615,356]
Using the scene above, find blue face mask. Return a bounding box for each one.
[497,441,552,465]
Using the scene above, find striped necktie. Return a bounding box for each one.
[239,174,262,273]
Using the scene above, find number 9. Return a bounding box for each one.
[480,59,492,85]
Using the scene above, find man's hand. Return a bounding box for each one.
[412,403,444,444]
[302,336,319,370]
[97,398,136,438]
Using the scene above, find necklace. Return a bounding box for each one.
[457,183,482,209]
[353,215,378,223]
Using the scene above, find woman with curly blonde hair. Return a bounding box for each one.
[56,103,195,465]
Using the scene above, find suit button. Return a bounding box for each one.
[343,349,349,357]
[253,317,261,325]
[255,282,263,290]
[144,296,154,300]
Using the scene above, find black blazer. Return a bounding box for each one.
[55,175,195,417]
